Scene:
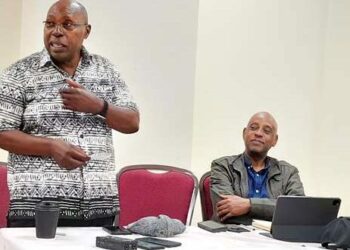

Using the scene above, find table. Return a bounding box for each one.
[0,226,321,250]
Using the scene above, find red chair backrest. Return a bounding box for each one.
[199,171,213,221]
[0,164,9,228]
[117,165,198,227]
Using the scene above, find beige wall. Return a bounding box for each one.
[0,0,22,68]
[0,0,22,161]
[1,0,350,223]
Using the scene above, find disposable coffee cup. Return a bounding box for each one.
[35,201,60,239]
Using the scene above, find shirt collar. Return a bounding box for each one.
[243,152,270,170]
[39,46,92,68]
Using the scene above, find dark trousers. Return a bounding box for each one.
[7,216,115,227]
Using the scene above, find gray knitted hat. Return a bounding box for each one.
[127,215,186,237]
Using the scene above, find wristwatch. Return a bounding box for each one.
[98,100,109,117]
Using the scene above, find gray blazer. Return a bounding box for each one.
[210,153,305,223]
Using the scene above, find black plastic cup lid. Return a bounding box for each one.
[35,201,59,211]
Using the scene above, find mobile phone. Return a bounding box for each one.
[96,236,137,250]
[137,237,181,248]
[226,225,250,233]
[102,225,132,235]
[197,220,227,233]
[136,240,165,250]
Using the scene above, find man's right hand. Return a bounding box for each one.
[50,140,90,170]
[216,194,251,221]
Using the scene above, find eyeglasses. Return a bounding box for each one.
[43,21,88,32]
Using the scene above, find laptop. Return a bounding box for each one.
[270,196,341,243]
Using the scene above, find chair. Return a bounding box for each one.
[117,164,198,227]
[199,171,213,221]
[0,162,9,228]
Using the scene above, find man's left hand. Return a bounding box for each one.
[60,79,103,114]
[216,194,251,221]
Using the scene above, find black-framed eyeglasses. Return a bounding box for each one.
[43,21,88,32]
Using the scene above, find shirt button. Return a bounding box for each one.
[80,134,84,138]
[256,190,259,193]
[256,174,259,177]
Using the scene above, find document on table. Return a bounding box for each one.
[252,219,271,232]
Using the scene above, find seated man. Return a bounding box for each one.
[210,112,304,224]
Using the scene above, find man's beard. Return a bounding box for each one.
[247,150,267,161]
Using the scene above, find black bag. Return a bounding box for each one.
[321,217,350,249]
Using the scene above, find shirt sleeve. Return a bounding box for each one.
[0,67,25,132]
[108,63,138,112]
[210,158,254,224]
[210,159,236,202]
[210,158,235,221]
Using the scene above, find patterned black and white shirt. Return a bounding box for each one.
[0,47,137,220]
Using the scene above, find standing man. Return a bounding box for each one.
[210,112,304,224]
[0,0,139,227]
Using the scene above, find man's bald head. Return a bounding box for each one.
[243,111,279,160]
[48,0,88,24]
[44,0,91,67]
[246,112,278,133]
